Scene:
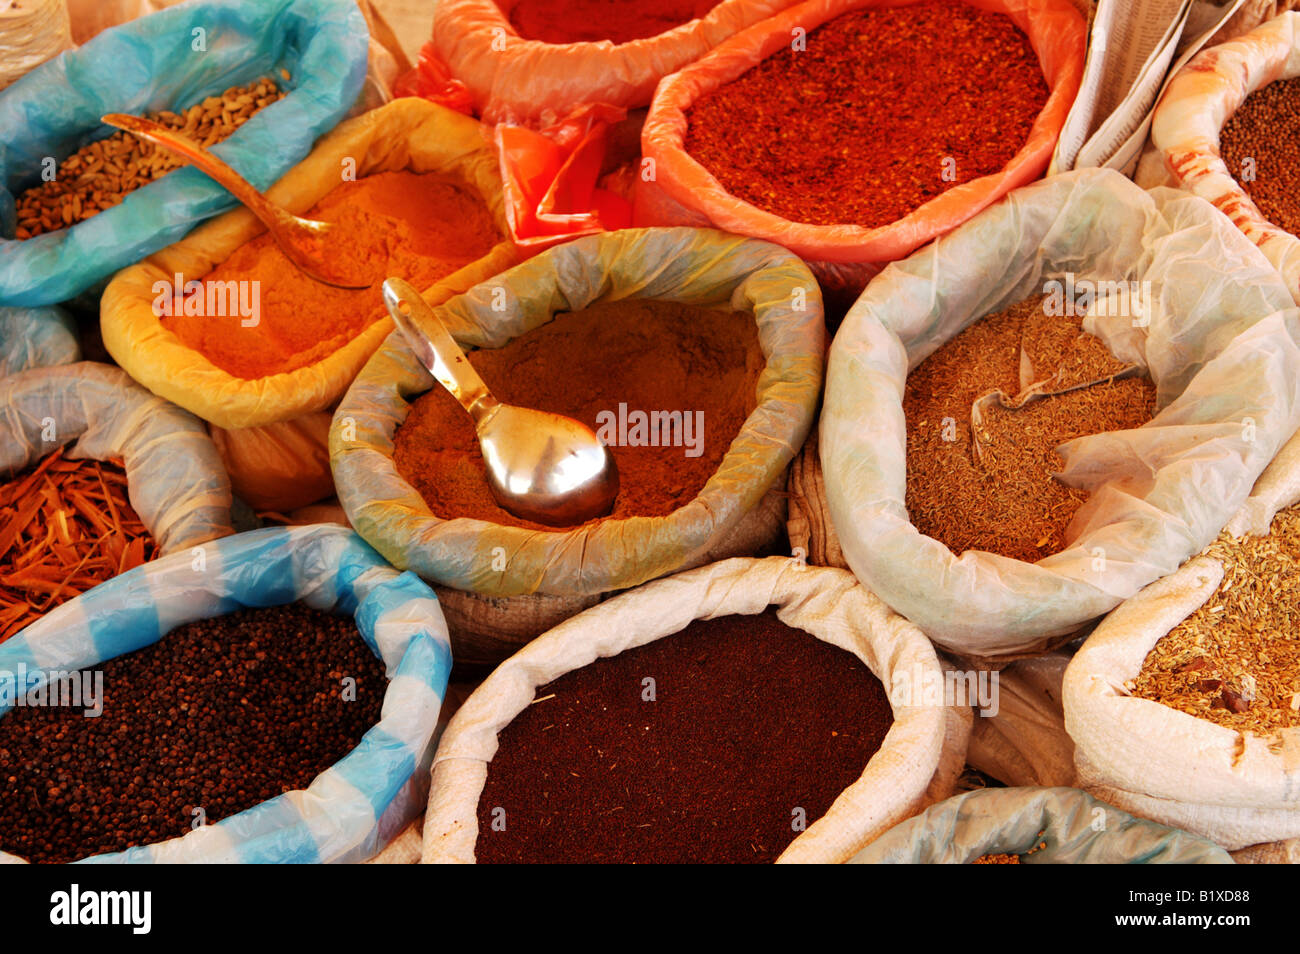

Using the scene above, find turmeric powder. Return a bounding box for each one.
[162,170,499,379]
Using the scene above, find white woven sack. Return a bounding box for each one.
[967,651,1078,789]
[422,556,972,864]
[1064,431,1300,850]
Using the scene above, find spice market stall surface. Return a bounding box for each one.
[637,0,1086,294]
[821,168,1300,665]
[0,524,451,864]
[0,0,368,307]
[0,305,79,377]
[849,787,1234,864]
[330,227,824,665]
[1151,11,1300,305]
[422,557,971,864]
[0,362,233,642]
[1064,430,1300,854]
[101,97,519,513]
[427,0,800,124]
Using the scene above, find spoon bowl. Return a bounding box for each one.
[381,277,619,527]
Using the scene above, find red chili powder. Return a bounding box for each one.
[391,299,764,531]
[474,608,894,864]
[684,0,1049,228]
[162,170,499,379]
[501,0,720,44]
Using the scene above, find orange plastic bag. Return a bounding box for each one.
[637,0,1086,293]
[496,104,633,247]
[430,0,802,124]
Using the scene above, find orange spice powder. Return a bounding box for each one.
[392,299,765,531]
[161,170,499,379]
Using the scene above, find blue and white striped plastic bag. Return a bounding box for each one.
[0,524,451,864]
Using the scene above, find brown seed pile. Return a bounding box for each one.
[1221,75,1300,237]
[972,833,1047,864]
[1131,506,1300,738]
[474,609,893,864]
[13,77,284,239]
[0,602,385,864]
[904,295,1157,561]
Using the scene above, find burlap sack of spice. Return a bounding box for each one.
[0,362,233,552]
[0,524,450,863]
[422,557,971,864]
[849,787,1234,863]
[1064,430,1300,852]
[786,427,850,570]
[0,306,79,378]
[1150,12,1300,305]
[101,98,518,512]
[821,167,1300,662]
[428,0,800,125]
[637,0,1086,294]
[331,227,823,664]
[966,651,1078,789]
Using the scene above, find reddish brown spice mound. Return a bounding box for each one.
[502,0,720,44]
[474,608,894,864]
[392,299,764,530]
[1221,75,1300,238]
[684,0,1049,228]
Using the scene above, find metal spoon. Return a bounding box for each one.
[381,277,620,527]
[101,112,371,290]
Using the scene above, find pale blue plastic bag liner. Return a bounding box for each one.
[0,0,368,306]
[0,524,452,864]
[0,305,79,376]
[849,787,1234,864]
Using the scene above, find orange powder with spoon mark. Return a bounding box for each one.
[161,170,499,379]
[392,299,765,531]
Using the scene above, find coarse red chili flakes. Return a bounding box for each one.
[683,0,1050,229]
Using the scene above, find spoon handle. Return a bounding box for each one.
[382,278,498,423]
[101,113,293,236]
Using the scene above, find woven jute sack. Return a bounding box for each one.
[1151,12,1300,305]
[1064,429,1300,852]
[966,651,1078,789]
[422,556,973,864]
[331,227,822,665]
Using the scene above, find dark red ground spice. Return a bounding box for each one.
[502,0,720,44]
[684,0,1049,228]
[474,608,894,864]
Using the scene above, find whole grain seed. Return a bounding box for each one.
[1131,505,1300,738]
[0,602,384,864]
[13,78,283,240]
[475,608,893,864]
[1221,75,1300,237]
[904,295,1157,562]
[683,1,1049,228]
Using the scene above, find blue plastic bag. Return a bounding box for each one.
[0,305,79,376]
[0,524,452,864]
[0,0,368,306]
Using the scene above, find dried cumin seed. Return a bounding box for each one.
[1132,506,1300,738]
[904,295,1157,562]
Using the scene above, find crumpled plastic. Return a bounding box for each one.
[821,169,1300,661]
[850,787,1234,863]
[0,305,79,377]
[0,524,451,863]
[0,0,368,306]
